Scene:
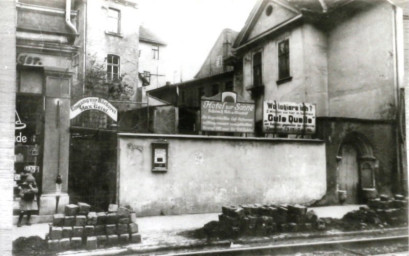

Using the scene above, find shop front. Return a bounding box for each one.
[13,52,76,216]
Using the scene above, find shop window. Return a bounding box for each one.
[152,46,159,60]
[14,95,44,211]
[18,69,43,94]
[107,8,120,34]
[253,52,262,87]
[107,54,120,81]
[278,39,290,80]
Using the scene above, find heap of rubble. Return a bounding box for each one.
[201,195,408,239]
[343,194,408,230]
[46,203,141,251]
[203,204,322,238]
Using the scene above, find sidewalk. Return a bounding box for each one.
[12,205,363,241]
[15,205,404,256]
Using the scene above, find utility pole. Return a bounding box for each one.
[0,0,16,255]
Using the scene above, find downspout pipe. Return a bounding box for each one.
[66,0,78,34]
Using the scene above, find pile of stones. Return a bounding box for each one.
[47,203,141,251]
[343,194,408,230]
[203,204,322,238]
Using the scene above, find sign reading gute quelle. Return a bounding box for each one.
[201,92,255,133]
[70,97,118,122]
[263,101,316,134]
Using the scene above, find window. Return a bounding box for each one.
[212,84,219,96]
[107,8,120,34]
[152,46,159,60]
[216,55,223,67]
[107,54,120,80]
[278,39,290,79]
[143,71,151,84]
[253,52,262,87]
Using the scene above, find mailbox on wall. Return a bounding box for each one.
[151,140,168,172]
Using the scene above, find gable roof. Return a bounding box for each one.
[194,28,238,79]
[233,0,394,50]
[139,26,167,46]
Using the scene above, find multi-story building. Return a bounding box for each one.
[69,0,140,210]
[231,0,405,204]
[138,25,167,90]
[148,28,238,134]
[14,0,79,215]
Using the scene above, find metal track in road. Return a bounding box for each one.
[161,235,409,256]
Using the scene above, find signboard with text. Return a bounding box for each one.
[201,92,255,133]
[70,97,118,122]
[263,101,316,134]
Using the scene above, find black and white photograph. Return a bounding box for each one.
[0,0,408,255]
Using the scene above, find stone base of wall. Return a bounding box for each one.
[39,193,69,215]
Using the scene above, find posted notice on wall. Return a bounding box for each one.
[263,101,316,134]
[201,100,255,133]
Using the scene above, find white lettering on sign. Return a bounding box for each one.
[70,97,118,122]
[17,53,43,66]
[263,101,316,134]
[201,100,255,133]
[15,132,27,143]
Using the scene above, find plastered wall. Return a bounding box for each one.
[118,134,326,216]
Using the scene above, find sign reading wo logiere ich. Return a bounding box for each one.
[263,101,316,134]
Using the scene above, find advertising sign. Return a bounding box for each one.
[70,97,118,122]
[201,92,255,133]
[263,101,316,134]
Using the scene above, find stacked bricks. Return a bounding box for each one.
[47,203,142,251]
[204,204,319,238]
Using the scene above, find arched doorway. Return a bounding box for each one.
[336,133,377,204]
[338,144,359,204]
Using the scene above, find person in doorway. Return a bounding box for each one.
[17,170,38,227]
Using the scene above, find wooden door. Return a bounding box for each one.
[338,144,359,204]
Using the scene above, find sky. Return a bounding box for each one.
[138,0,258,83]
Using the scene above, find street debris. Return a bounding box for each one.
[198,195,409,239]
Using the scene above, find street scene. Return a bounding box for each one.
[1,0,409,255]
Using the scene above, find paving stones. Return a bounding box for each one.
[65,204,79,216]
[78,202,91,215]
[85,236,97,250]
[64,216,75,227]
[49,227,62,240]
[52,214,65,227]
[46,203,142,251]
[75,215,86,226]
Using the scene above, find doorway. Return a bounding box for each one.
[338,144,360,204]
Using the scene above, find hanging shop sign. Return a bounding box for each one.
[201,92,255,133]
[263,101,316,134]
[70,97,118,122]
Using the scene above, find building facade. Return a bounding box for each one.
[231,0,405,204]
[14,0,79,215]
[68,0,140,211]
